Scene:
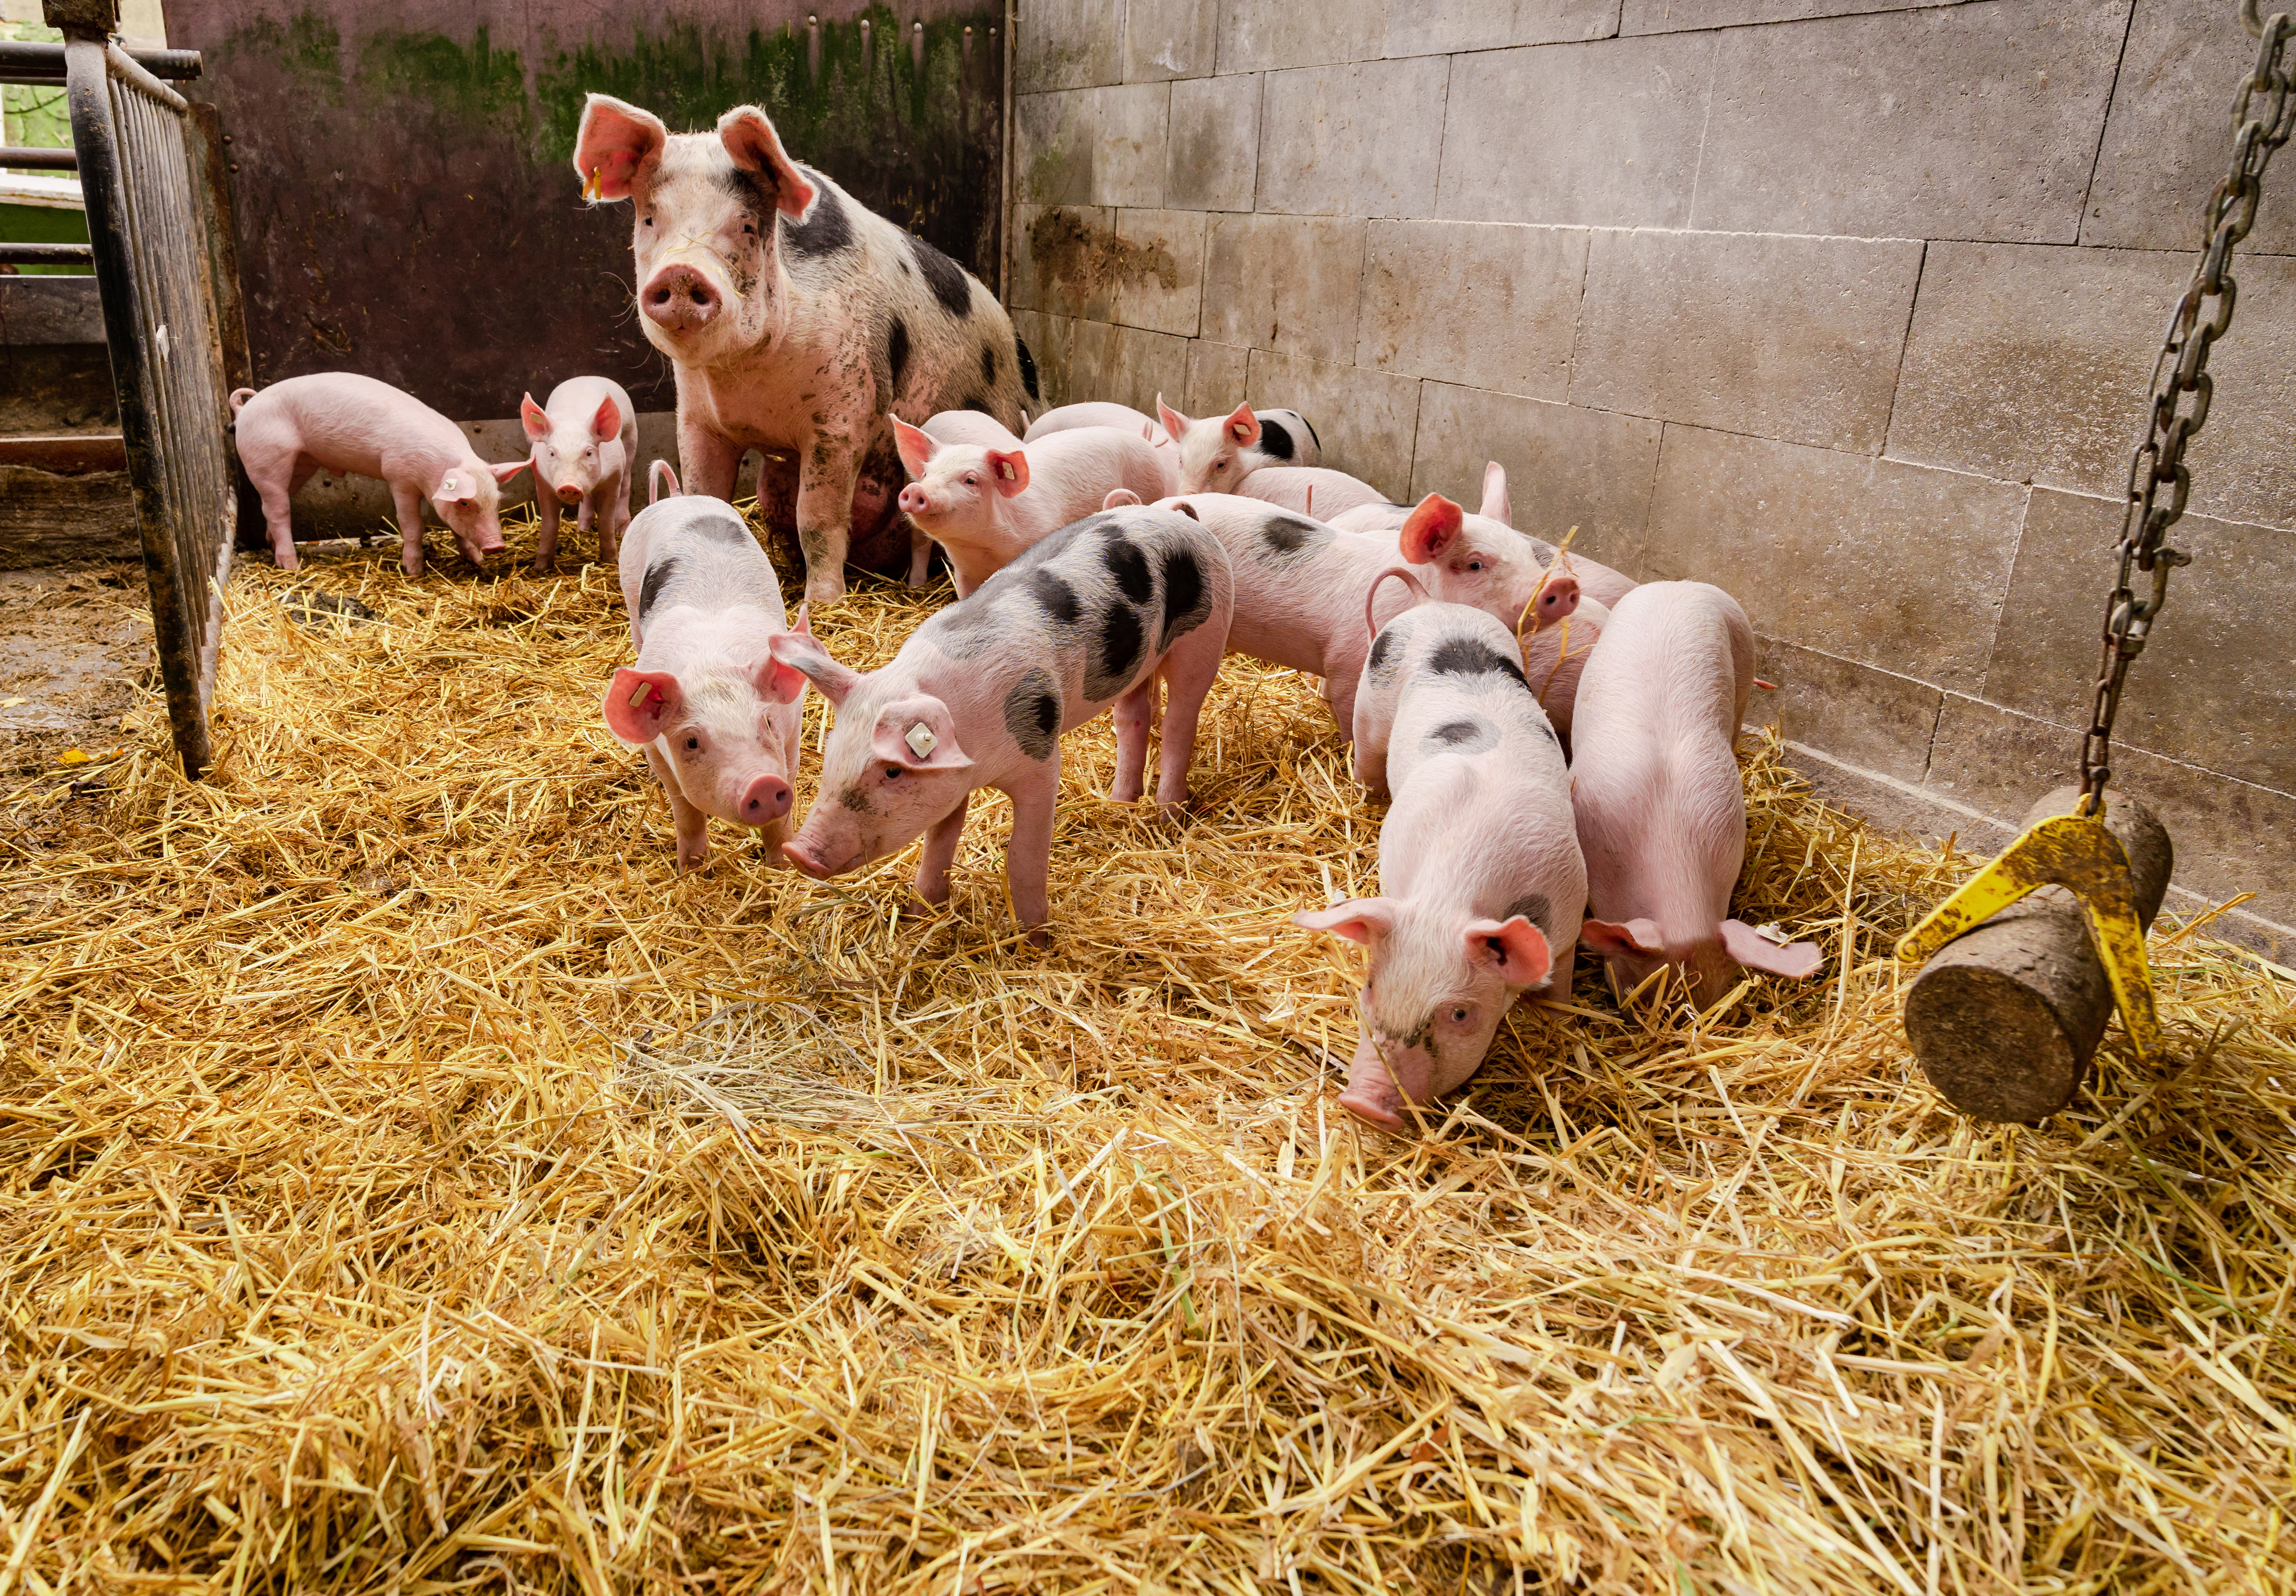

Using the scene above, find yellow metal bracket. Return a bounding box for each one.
[1894,811,2162,1060]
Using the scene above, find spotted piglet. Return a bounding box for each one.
[602,495,809,873]
[1571,581,1824,1007]
[1154,398,1321,492]
[522,376,637,573]
[1298,601,1587,1132]
[770,507,1234,937]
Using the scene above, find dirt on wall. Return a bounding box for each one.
[1028,206,1180,310]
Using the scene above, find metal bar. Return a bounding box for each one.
[100,39,186,112]
[0,145,78,169]
[184,101,265,553]
[0,242,93,265]
[0,42,200,82]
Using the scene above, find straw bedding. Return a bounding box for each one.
[3,508,2294,1594]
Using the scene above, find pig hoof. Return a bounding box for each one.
[1024,925,1051,949]
[804,573,848,608]
[274,549,300,573]
[531,558,557,576]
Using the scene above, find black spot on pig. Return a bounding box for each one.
[1029,568,1080,626]
[1429,636,1529,692]
[1367,625,1401,679]
[1501,893,1551,937]
[1004,669,1061,760]
[962,394,993,415]
[1088,603,1145,700]
[1258,416,1297,461]
[1015,336,1040,401]
[886,317,911,396]
[1297,414,1321,451]
[1256,515,1326,563]
[1158,546,1208,649]
[1103,539,1154,605]
[910,234,973,317]
[638,558,678,619]
[1427,716,1496,755]
[692,511,754,544]
[979,345,998,387]
[783,176,853,256]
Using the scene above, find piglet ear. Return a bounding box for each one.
[520,392,551,442]
[591,395,622,442]
[1720,919,1826,980]
[1294,897,1396,946]
[1464,916,1552,988]
[768,627,861,708]
[1580,918,1665,959]
[985,448,1030,497]
[433,469,477,504]
[753,651,810,707]
[489,459,532,485]
[1223,401,1260,448]
[1399,493,1464,564]
[1156,395,1190,442]
[1479,461,1513,525]
[1103,488,1143,510]
[717,104,817,221]
[893,416,936,479]
[870,697,974,773]
[574,94,666,202]
[604,667,682,743]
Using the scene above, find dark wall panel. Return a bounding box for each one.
[168,0,1005,421]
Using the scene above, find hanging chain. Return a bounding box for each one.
[2080,1,2294,813]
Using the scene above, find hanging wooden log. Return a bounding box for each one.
[1902,786,2172,1122]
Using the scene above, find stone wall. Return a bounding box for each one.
[1009,0,2295,952]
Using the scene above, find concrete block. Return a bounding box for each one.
[1407,384,1661,573]
[1689,0,2129,242]
[1125,0,1219,82]
[1186,340,1253,418]
[1569,229,1922,454]
[1016,0,1122,92]
[2084,0,2296,255]
[1245,348,1420,500]
[1925,693,2296,933]
[1981,489,2296,795]
[1166,74,1261,212]
[1016,84,1172,207]
[1642,425,2027,691]
[1437,32,1717,229]
[1255,57,1450,219]
[1624,0,1960,31]
[1019,207,1205,336]
[1010,309,1071,406]
[1011,204,1113,318]
[1217,0,1389,74]
[1200,214,1367,366]
[1355,221,1587,400]
[1027,312,1197,417]
[1887,243,2296,532]
[1384,0,1619,60]
[1749,638,1943,784]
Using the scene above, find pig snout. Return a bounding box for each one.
[642,264,721,334]
[738,774,793,826]
[1534,572,1581,624]
[898,483,936,518]
[1336,1032,1407,1132]
[555,483,583,505]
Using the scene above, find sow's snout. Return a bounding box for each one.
[641,263,721,334]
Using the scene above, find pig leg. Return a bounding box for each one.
[1111,676,1157,804]
[244,455,300,572]
[905,523,934,587]
[576,495,597,566]
[679,419,744,502]
[914,793,971,907]
[391,482,430,577]
[1151,625,1225,810]
[795,438,859,608]
[1353,725,1393,803]
[642,743,710,873]
[533,489,562,575]
[598,470,627,567]
[1002,763,1061,939]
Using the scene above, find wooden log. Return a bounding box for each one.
[1902,785,2172,1122]
[0,463,141,568]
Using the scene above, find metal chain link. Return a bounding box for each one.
[2080,2,2295,813]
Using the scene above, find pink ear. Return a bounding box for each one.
[753,650,810,706]
[1464,916,1552,988]
[520,392,550,442]
[768,628,861,708]
[591,395,621,441]
[1223,401,1259,448]
[1294,898,1395,945]
[604,668,681,742]
[1399,494,1464,565]
[985,448,1030,497]
[1580,918,1665,959]
[574,94,666,201]
[717,104,817,220]
[1479,461,1512,525]
[869,699,973,772]
[1720,920,1825,979]
[489,459,531,484]
[1156,395,1190,442]
[893,416,936,479]
[1104,488,1143,510]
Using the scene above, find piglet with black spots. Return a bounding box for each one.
[1571,581,1824,1007]
[1299,601,1586,1133]
[1336,463,1637,610]
[1154,398,1321,492]
[602,493,809,874]
[770,507,1234,938]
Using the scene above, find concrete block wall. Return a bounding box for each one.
[1009,0,2296,952]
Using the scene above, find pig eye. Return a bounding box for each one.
[1449,1005,1471,1024]
[963,473,978,487]
[684,736,700,752]
[883,764,904,781]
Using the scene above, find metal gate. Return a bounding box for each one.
[2,7,236,779]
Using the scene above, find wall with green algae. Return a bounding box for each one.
[166,0,1006,422]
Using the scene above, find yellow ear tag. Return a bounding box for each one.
[628,681,659,709]
[904,722,937,759]
[583,165,603,201]
[997,460,1016,481]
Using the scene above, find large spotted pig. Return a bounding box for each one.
[602,493,809,873]
[770,507,1234,936]
[522,376,637,574]
[1299,601,1586,1132]
[574,95,1037,607]
[1155,399,1322,493]
[1571,581,1824,1007]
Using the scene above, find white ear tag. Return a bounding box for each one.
[441,474,459,493]
[997,460,1016,481]
[904,722,937,760]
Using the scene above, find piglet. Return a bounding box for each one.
[602,493,808,873]
[1340,463,1637,610]
[770,506,1234,935]
[522,377,637,573]
[893,417,1168,597]
[1155,398,1321,492]
[1231,464,1389,523]
[1026,402,1173,450]
[232,373,530,576]
[1571,580,1824,1007]
[1300,601,1587,1132]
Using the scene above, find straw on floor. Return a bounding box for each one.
[2,508,2293,1595]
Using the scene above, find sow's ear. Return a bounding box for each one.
[574,94,667,202]
[869,696,974,773]
[718,104,818,221]
[1398,493,1464,565]
[767,626,862,708]
[520,392,550,443]
[604,668,682,743]
[1464,916,1552,988]
[1479,460,1513,525]
[984,448,1030,498]
[1580,917,1664,959]
[1223,401,1260,448]
[892,416,937,479]
[1294,898,1396,946]
[1720,919,1826,979]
